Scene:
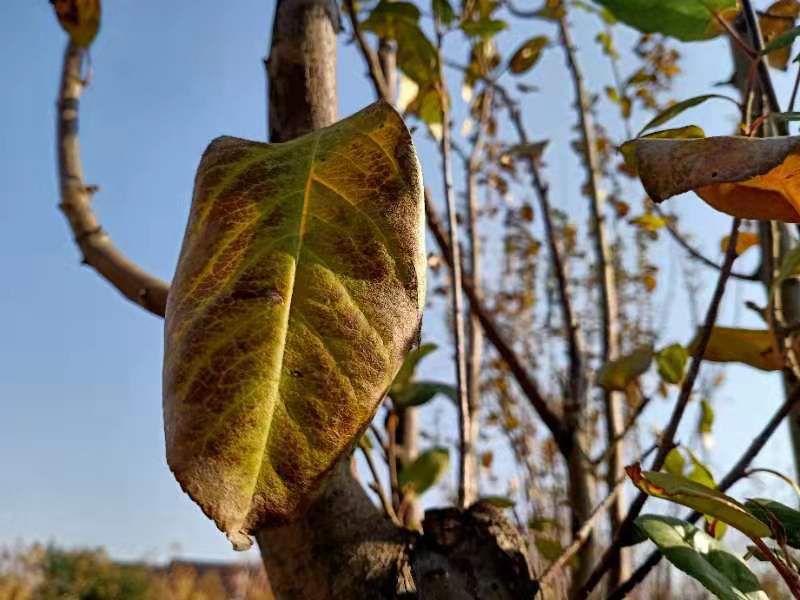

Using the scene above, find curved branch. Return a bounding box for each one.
[57,42,169,317]
[343,0,391,103]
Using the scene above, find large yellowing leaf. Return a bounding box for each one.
[163,101,426,549]
[624,135,800,223]
[626,465,772,539]
[689,327,783,371]
[760,0,800,70]
[51,0,101,47]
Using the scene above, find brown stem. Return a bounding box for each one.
[343,0,391,102]
[359,439,401,526]
[751,536,800,598]
[434,24,473,509]
[578,217,742,599]
[558,10,628,586]
[57,42,169,317]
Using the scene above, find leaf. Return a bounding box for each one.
[699,399,715,435]
[597,345,653,391]
[432,0,456,25]
[51,0,101,47]
[626,465,772,539]
[720,231,759,256]
[624,135,800,223]
[390,380,457,407]
[629,213,667,232]
[656,343,688,384]
[461,18,507,39]
[760,1,800,70]
[620,125,705,171]
[534,537,564,562]
[664,447,686,476]
[639,95,736,136]
[686,448,716,490]
[163,101,426,549]
[393,343,437,388]
[635,515,769,600]
[536,0,566,20]
[594,0,739,42]
[689,327,783,372]
[509,36,549,74]
[745,499,800,548]
[398,447,449,495]
[362,0,421,36]
[478,495,516,508]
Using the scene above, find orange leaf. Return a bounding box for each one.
[624,136,800,223]
[719,231,759,256]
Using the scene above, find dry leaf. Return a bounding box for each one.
[51,0,101,47]
[719,231,759,256]
[163,101,426,548]
[689,327,783,371]
[626,135,800,223]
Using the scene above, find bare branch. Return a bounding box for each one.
[425,193,569,448]
[57,42,169,317]
[343,0,392,103]
[578,217,743,599]
[359,439,401,526]
[557,10,628,584]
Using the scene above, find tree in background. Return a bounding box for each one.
[41,0,800,597]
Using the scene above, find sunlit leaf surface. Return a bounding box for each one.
[163,101,426,548]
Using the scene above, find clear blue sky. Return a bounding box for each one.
[0,0,795,563]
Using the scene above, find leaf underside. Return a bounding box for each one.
[163,101,426,548]
[628,135,800,223]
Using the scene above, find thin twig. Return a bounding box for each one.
[359,439,401,526]
[343,0,391,102]
[425,193,568,446]
[578,218,742,599]
[655,206,759,281]
[57,42,169,316]
[558,10,628,585]
[433,22,473,509]
[591,391,653,466]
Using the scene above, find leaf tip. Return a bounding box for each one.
[227,530,254,552]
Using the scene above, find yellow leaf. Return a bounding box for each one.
[598,346,653,391]
[509,36,548,74]
[625,135,800,223]
[163,101,426,548]
[719,231,759,256]
[51,0,101,48]
[689,327,783,371]
[629,213,666,232]
[626,465,772,539]
[760,0,800,70]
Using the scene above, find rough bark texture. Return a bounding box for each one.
[257,1,538,598]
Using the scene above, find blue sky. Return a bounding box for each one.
[0,0,796,563]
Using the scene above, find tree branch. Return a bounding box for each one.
[57,42,169,317]
[343,0,392,102]
[425,193,569,447]
[577,217,742,599]
[558,10,629,585]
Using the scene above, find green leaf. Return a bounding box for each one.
[594,0,739,42]
[478,495,516,508]
[432,0,456,25]
[664,447,686,476]
[597,345,653,391]
[762,24,800,57]
[699,399,715,435]
[461,18,507,39]
[639,95,737,135]
[362,0,421,37]
[745,499,800,548]
[509,36,549,74]
[626,466,772,539]
[635,515,769,600]
[163,101,426,549]
[686,448,715,489]
[398,447,450,495]
[534,537,564,562]
[656,343,689,384]
[390,380,457,407]
[393,343,437,388]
